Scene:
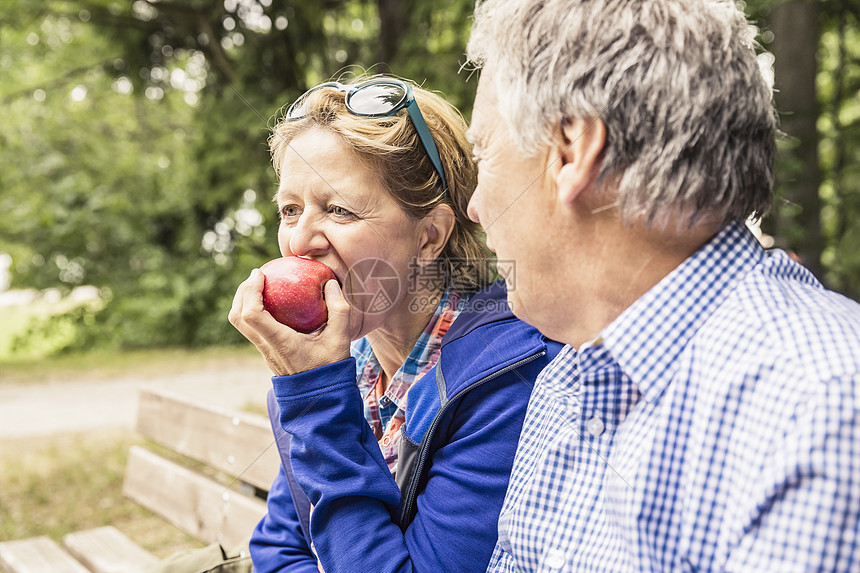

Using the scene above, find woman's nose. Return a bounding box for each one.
[287,212,329,257]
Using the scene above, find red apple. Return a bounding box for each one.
[260,256,337,333]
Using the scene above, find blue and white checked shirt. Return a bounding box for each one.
[488,221,860,572]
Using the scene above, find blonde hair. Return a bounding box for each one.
[269,76,492,292]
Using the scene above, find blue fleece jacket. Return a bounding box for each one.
[250,282,562,573]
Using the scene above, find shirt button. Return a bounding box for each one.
[585,416,605,437]
[545,548,565,569]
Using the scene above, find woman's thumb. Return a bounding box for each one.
[323,279,350,327]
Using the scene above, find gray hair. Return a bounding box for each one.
[466,0,777,226]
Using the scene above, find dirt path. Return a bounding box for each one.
[0,364,273,439]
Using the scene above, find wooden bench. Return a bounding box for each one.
[0,388,280,573]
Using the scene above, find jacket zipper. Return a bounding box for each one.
[399,349,547,526]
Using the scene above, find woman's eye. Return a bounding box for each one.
[329,205,356,218]
[279,204,300,220]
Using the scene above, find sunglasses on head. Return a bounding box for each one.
[286,78,449,196]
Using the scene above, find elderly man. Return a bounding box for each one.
[465,0,860,571]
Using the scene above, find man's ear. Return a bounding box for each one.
[554,117,606,206]
[417,204,456,263]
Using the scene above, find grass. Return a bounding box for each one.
[0,430,203,558]
[0,344,262,385]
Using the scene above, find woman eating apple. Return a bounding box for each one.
[227,76,562,573]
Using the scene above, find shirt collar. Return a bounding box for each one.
[352,289,467,409]
[599,220,765,401]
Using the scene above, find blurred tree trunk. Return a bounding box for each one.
[768,0,824,280]
[377,0,408,63]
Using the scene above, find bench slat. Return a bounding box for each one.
[0,536,91,573]
[135,388,280,491]
[63,526,158,573]
[122,445,267,549]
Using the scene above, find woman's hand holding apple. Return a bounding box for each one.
[229,264,351,376]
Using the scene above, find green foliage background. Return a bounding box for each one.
[0,0,857,352]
